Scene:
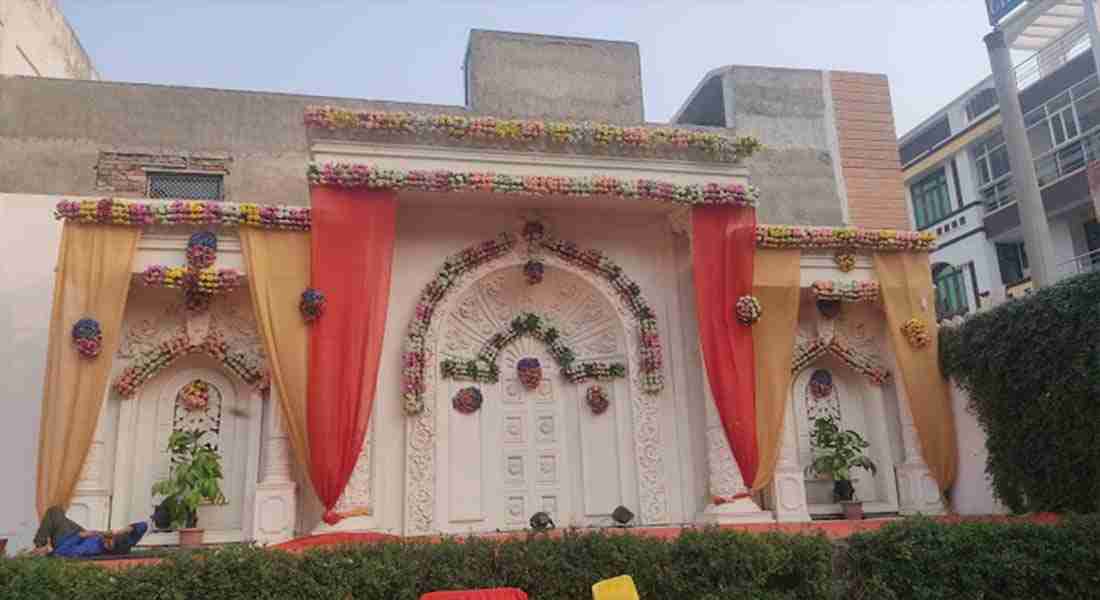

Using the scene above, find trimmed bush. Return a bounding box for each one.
[0,528,833,600]
[940,271,1100,513]
[843,516,1100,600]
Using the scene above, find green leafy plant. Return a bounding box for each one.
[805,415,876,501]
[940,271,1100,514]
[151,430,226,529]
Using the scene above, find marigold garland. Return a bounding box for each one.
[304,107,762,163]
[114,332,267,398]
[901,318,931,349]
[308,162,760,208]
[142,232,242,313]
[54,198,311,230]
[810,280,880,303]
[756,225,936,252]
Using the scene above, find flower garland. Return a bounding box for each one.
[452,387,483,414]
[537,233,664,393]
[791,337,890,385]
[308,163,760,208]
[177,380,211,412]
[402,233,518,415]
[586,385,610,415]
[834,252,857,272]
[71,318,102,359]
[300,288,326,323]
[113,331,267,398]
[439,313,627,387]
[901,318,931,349]
[810,280,880,303]
[756,225,936,252]
[54,198,311,230]
[304,107,762,163]
[735,295,762,326]
[142,232,242,313]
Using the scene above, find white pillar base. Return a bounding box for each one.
[896,464,946,516]
[309,514,375,534]
[770,470,812,523]
[253,482,297,545]
[697,496,775,524]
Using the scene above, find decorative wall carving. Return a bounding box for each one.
[405,232,671,533]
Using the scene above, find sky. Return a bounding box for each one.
[60,1,996,137]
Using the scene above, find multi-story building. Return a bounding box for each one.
[900,0,1100,320]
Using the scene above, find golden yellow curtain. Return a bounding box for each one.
[239,228,312,475]
[750,249,802,491]
[37,223,141,517]
[873,252,958,491]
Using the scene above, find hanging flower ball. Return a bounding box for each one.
[735,295,762,326]
[177,379,210,412]
[809,369,834,399]
[901,317,931,349]
[187,231,218,269]
[452,387,483,414]
[300,288,326,323]
[71,318,102,359]
[522,220,546,242]
[834,252,856,273]
[517,357,543,390]
[524,259,545,285]
[586,385,610,415]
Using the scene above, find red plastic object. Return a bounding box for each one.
[420,588,529,600]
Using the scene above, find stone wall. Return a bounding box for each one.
[0,0,98,79]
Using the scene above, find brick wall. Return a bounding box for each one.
[829,72,909,229]
[95,152,232,197]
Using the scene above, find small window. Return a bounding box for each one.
[965,88,998,122]
[934,264,969,320]
[910,168,951,229]
[147,172,224,201]
[959,215,967,225]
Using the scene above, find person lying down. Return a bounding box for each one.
[27,505,148,558]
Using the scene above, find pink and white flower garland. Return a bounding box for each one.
[114,331,267,398]
[308,162,759,208]
[810,280,880,303]
[756,225,936,252]
[55,198,310,230]
[304,107,762,163]
[791,337,890,386]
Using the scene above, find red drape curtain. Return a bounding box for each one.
[308,187,397,524]
[691,205,759,491]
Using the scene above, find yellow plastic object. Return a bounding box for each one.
[591,575,639,600]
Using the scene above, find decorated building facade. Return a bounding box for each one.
[1,30,979,551]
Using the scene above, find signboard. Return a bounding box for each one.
[986,0,1027,25]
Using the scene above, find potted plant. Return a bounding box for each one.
[151,430,226,548]
[805,415,877,520]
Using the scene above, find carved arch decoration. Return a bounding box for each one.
[440,311,626,385]
[404,226,671,534]
[401,221,664,417]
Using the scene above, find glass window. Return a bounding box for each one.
[934,265,969,320]
[990,146,1011,179]
[1048,91,1071,112]
[1073,76,1099,99]
[910,168,951,229]
[1075,89,1100,133]
[1028,123,1054,156]
[997,242,1028,285]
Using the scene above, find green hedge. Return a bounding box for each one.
[939,270,1100,514]
[0,528,832,600]
[843,516,1100,600]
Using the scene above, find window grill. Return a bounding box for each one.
[147,172,224,201]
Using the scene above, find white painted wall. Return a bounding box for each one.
[948,380,1005,516]
[0,194,64,551]
[0,0,98,79]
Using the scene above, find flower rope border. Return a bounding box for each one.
[791,337,890,385]
[305,107,762,163]
[54,198,310,230]
[113,331,268,398]
[757,225,936,252]
[440,312,627,385]
[810,280,881,303]
[308,162,759,208]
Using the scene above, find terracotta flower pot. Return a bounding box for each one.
[841,501,864,521]
[178,528,204,549]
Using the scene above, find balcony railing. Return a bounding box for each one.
[1014,22,1090,92]
[1057,248,1100,278]
[1035,125,1100,188]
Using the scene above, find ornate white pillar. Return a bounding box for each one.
[893,373,946,516]
[697,360,774,524]
[770,403,811,522]
[253,390,297,544]
[69,396,112,531]
[312,426,373,533]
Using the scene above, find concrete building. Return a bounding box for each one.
[0,0,97,79]
[899,0,1100,318]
